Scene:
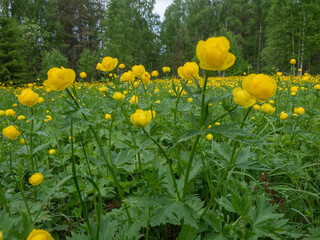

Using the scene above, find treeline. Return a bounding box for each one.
[0,0,320,83]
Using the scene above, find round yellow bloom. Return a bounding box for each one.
[196,36,235,71]
[27,83,33,88]
[119,63,125,69]
[49,149,55,155]
[290,86,299,92]
[132,65,146,77]
[0,110,4,116]
[18,88,39,107]
[155,100,160,104]
[27,229,53,240]
[120,71,135,82]
[44,115,52,122]
[38,97,45,104]
[298,68,302,72]
[294,107,305,115]
[130,109,155,127]
[113,92,125,101]
[162,66,170,73]
[80,72,87,78]
[261,103,275,114]
[187,97,193,102]
[291,92,296,96]
[206,133,213,141]
[152,71,159,77]
[2,125,20,140]
[290,59,296,64]
[12,103,17,107]
[242,74,277,102]
[141,72,151,84]
[232,87,255,108]
[215,122,220,125]
[105,113,111,120]
[29,173,44,186]
[20,138,26,145]
[130,95,138,104]
[17,115,26,120]
[253,104,260,111]
[280,112,288,120]
[178,62,199,80]
[43,67,76,91]
[269,100,274,104]
[314,84,320,90]
[102,57,118,71]
[277,72,282,76]
[99,86,108,94]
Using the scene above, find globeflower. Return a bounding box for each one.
[196,36,235,71]
[206,133,213,141]
[17,115,26,120]
[130,95,138,104]
[314,84,320,90]
[105,113,111,120]
[96,63,107,71]
[261,103,275,114]
[99,86,108,94]
[132,65,145,77]
[130,109,155,127]
[80,72,87,78]
[294,107,305,115]
[26,229,54,240]
[280,112,288,120]
[38,97,45,103]
[18,88,39,107]
[141,72,151,84]
[253,104,260,111]
[2,125,20,140]
[290,86,299,92]
[178,62,199,80]
[120,71,135,82]
[43,67,76,91]
[152,71,159,77]
[232,87,255,108]
[242,74,277,102]
[113,92,125,101]
[290,59,296,64]
[49,149,55,155]
[102,57,118,71]
[119,63,125,69]
[29,173,44,186]
[162,66,170,73]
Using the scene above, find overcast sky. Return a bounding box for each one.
[154,0,174,21]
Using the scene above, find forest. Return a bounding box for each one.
[1,0,320,84]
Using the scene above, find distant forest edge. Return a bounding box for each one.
[0,0,320,83]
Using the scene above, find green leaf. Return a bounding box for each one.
[177,225,197,240]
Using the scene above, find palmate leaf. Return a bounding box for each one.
[177,225,198,240]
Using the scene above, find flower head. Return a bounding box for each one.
[119,63,125,69]
[80,72,87,78]
[2,125,20,140]
[102,57,118,71]
[120,71,135,82]
[232,87,255,108]
[132,65,145,77]
[261,103,275,114]
[290,59,296,64]
[105,113,111,120]
[196,36,235,71]
[152,71,159,77]
[18,88,39,107]
[49,149,55,155]
[162,66,170,73]
[27,229,54,240]
[130,109,155,127]
[130,95,138,104]
[280,112,288,120]
[294,107,305,115]
[29,173,44,186]
[43,67,76,91]
[206,134,213,141]
[178,62,199,80]
[113,92,125,101]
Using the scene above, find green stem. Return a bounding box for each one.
[29,107,35,172]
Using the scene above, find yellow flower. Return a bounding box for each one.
[130,109,155,127]
[102,57,118,71]
[178,62,199,80]
[298,68,302,72]
[27,83,33,88]
[113,92,125,101]
[294,107,305,115]
[196,36,235,71]
[0,110,4,116]
[43,67,76,91]
[123,91,128,95]
[17,115,26,120]
[290,59,296,64]
[44,115,52,122]
[18,88,39,107]
[206,133,213,141]
[132,65,146,77]
[130,95,138,104]
[152,71,159,77]
[162,66,171,73]
[109,73,113,77]
[291,92,296,96]
[269,100,274,104]
[105,113,111,120]
[314,84,320,90]
[2,125,20,140]
[119,63,125,69]
[232,87,255,108]
[187,97,193,102]
[38,97,45,103]
[293,113,298,117]
[49,149,55,155]
[12,103,17,107]
[80,72,87,78]
[120,71,135,82]
[29,173,44,186]
[99,86,108,94]
[261,103,275,114]
[290,86,299,92]
[155,100,160,104]
[26,229,54,240]
[96,63,107,71]
[141,72,151,84]
[20,138,26,145]
[277,72,282,76]
[215,122,220,125]
[280,112,288,120]
[242,74,277,102]
[253,104,260,111]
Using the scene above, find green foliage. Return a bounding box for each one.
[78,49,98,80]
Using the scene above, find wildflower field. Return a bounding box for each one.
[1,37,320,240]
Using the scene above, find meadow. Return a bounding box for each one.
[0,37,320,240]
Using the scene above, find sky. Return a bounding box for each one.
[154,0,174,21]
